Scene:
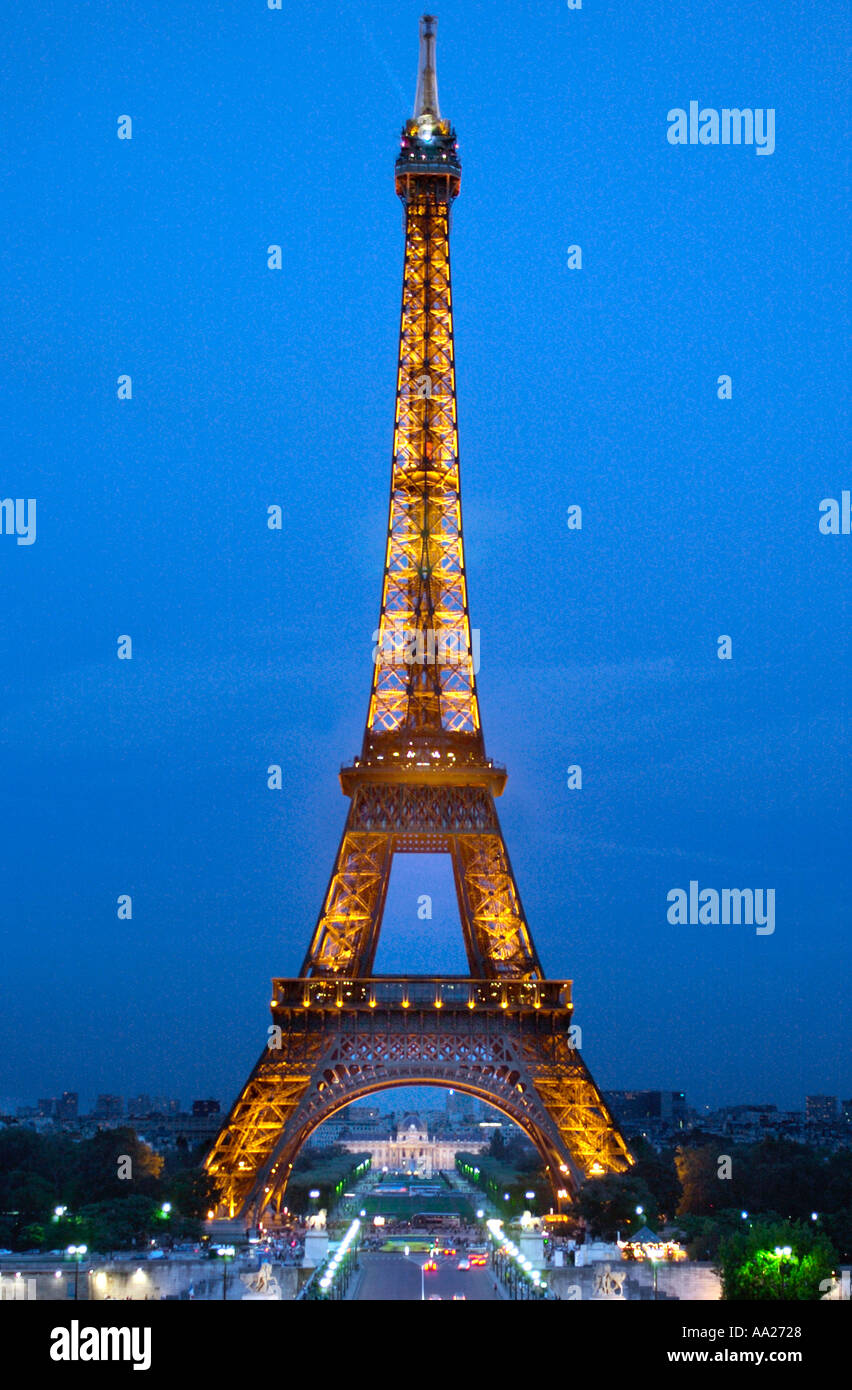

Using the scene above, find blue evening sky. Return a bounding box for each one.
[0,1,848,1117]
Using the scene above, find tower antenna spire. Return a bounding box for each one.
[414,14,441,119]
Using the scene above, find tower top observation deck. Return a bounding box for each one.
[396,15,461,202]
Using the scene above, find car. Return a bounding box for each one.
[428,1295,443,1300]
[470,1254,487,1267]
[423,1259,438,1272]
[452,1294,467,1301]
[457,1258,470,1271]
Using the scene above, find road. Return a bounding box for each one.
[353,1254,499,1302]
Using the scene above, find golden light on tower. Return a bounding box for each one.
[204,15,633,1223]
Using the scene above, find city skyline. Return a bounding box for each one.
[4,1084,850,1125]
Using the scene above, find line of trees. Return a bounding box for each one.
[573,1134,851,1298]
[285,1148,371,1216]
[575,1136,852,1257]
[455,1151,549,1217]
[0,1126,218,1253]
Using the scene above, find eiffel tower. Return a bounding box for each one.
[205,15,633,1221]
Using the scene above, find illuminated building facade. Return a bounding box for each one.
[340,1113,487,1179]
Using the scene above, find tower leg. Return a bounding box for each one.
[300,819,393,977]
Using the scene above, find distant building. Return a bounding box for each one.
[842,1100,852,1125]
[344,1104,382,1123]
[37,1098,57,1118]
[94,1095,124,1119]
[605,1091,687,1128]
[733,1108,776,1127]
[303,1116,350,1148]
[191,1099,221,1117]
[446,1091,482,1126]
[124,1095,182,1118]
[57,1092,78,1120]
[144,1097,181,1115]
[340,1112,487,1178]
[307,1098,499,1151]
[137,1112,223,1148]
[806,1095,837,1125]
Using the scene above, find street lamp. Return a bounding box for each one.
[66,1245,88,1301]
[217,1245,235,1300]
[317,1218,360,1301]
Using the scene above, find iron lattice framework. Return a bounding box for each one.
[206,15,632,1220]
[366,188,478,743]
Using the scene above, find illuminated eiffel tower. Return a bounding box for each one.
[206,15,633,1220]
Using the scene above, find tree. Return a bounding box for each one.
[576,1172,657,1241]
[168,1168,219,1220]
[822,1151,852,1214]
[674,1209,749,1261]
[822,1208,852,1263]
[629,1138,680,1221]
[500,1134,540,1170]
[0,1130,71,1210]
[675,1136,851,1225]
[66,1128,163,1206]
[0,1170,57,1245]
[488,1128,506,1159]
[675,1145,724,1216]
[291,1144,348,1174]
[735,1138,823,1219]
[0,1128,48,1173]
[717,1219,836,1301]
[77,1196,160,1254]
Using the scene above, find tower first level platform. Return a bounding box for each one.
[206,977,632,1220]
